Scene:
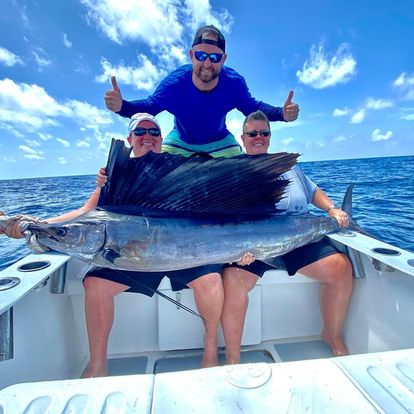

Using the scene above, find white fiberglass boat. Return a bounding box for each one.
[1,230,414,413]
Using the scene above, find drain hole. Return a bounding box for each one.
[18,261,51,272]
[408,259,414,268]
[371,248,401,256]
[0,277,21,291]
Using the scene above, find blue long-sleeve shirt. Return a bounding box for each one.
[118,64,285,145]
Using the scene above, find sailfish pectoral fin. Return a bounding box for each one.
[102,247,121,264]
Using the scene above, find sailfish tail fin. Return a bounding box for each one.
[341,184,379,239]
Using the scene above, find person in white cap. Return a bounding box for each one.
[4,113,225,377]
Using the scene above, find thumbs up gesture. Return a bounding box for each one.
[282,90,300,122]
[104,76,123,113]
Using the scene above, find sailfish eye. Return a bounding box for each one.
[56,227,67,237]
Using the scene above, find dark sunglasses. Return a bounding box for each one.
[243,130,271,138]
[133,127,161,137]
[194,50,224,63]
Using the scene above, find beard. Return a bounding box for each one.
[194,66,220,83]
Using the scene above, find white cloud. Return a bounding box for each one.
[401,113,414,120]
[351,109,365,124]
[333,135,347,142]
[366,98,393,110]
[184,0,234,32]
[58,157,67,164]
[0,124,24,138]
[82,0,232,83]
[38,132,53,141]
[63,33,72,48]
[19,145,45,160]
[3,156,16,163]
[0,46,23,67]
[67,99,113,126]
[282,138,293,145]
[0,79,112,132]
[0,78,69,117]
[32,47,52,68]
[372,128,393,141]
[225,115,244,146]
[0,108,58,130]
[19,145,40,155]
[297,43,357,89]
[89,129,124,153]
[81,0,232,46]
[24,153,45,160]
[56,138,71,147]
[393,72,414,100]
[332,107,349,117]
[96,56,167,91]
[25,139,41,147]
[81,0,183,46]
[76,140,90,148]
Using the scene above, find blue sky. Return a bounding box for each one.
[1,0,413,179]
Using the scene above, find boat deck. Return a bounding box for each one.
[105,337,332,376]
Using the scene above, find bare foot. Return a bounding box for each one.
[225,353,241,365]
[321,332,349,356]
[81,362,108,378]
[201,349,218,368]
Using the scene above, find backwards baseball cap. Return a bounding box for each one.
[128,113,161,132]
[192,25,226,52]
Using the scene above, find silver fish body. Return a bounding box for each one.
[27,208,340,271]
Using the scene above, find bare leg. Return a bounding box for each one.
[299,253,353,356]
[81,277,128,378]
[188,273,224,368]
[221,268,258,364]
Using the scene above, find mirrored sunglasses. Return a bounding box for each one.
[194,50,224,63]
[133,128,161,137]
[243,130,271,138]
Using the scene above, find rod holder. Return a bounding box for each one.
[50,262,67,294]
[18,260,51,272]
[0,277,20,291]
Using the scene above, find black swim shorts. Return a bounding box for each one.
[84,264,223,297]
[223,238,340,277]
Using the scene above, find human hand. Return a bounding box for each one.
[96,167,107,188]
[282,90,300,122]
[4,217,26,239]
[328,208,349,228]
[236,252,256,266]
[104,76,123,113]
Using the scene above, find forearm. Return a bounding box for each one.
[46,188,100,223]
[117,97,163,118]
[46,208,87,223]
[311,188,335,212]
[256,102,285,122]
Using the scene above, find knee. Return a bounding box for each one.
[191,273,223,296]
[83,276,120,299]
[205,273,223,294]
[326,254,353,285]
[83,276,98,295]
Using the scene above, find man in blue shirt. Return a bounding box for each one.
[105,25,300,157]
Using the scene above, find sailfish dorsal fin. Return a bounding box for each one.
[98,139,299,216]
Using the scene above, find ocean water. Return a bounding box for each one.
[0,155,413,270]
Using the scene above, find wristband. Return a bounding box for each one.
[326,204,337,213]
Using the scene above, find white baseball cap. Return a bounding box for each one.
[128,113,161,132]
